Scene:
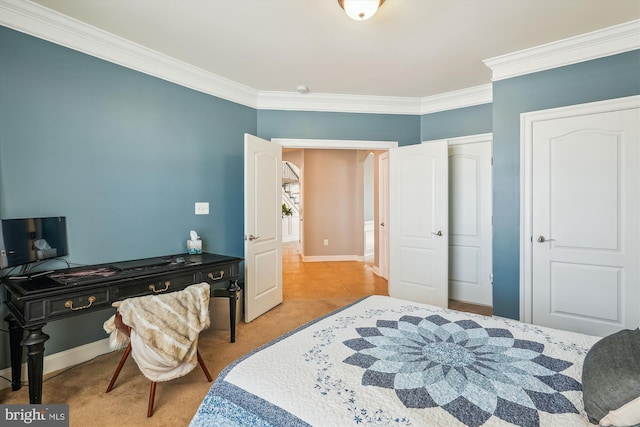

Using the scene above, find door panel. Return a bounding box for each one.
[531,107,639,336]
[378,152,389,279]
[389,142,448,307]
[448,141,492,306]
[244,134,282,322]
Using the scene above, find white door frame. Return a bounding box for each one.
[519,95,640,323]
[378,151,390,279]
[274,139,398,151]
[273,138,398,268]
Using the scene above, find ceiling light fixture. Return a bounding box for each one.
[338,0,385,21]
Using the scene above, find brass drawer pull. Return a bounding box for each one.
[149,281,171,293]
[208,271,225,281]
[65,296,96,311]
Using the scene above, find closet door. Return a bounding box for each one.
[448,139,492,306]
[530,105,639,336]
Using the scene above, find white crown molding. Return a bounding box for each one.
[257,91,421,115]
[419,84,492,114]
[273,138,398,150]
[258,85,492,115]
[0,0,487,115]
[0,0,258,108]
[484,19,640,81]
[4,1,635,115]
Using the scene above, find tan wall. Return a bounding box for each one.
[283,148,384,270]
[303,149,364,257]
[282,149,303,166]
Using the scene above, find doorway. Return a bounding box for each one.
[281,160,301,244]
[274,139,398,270]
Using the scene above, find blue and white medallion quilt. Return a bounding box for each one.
[190,295,600,427]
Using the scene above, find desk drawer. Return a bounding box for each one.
[114,272,197,301]
[199,264,237,287]
[49,290,110,319]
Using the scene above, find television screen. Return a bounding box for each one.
[0,216,68,269]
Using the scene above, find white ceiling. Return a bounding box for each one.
[27,0,640,99]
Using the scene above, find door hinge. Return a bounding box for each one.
[491,156,494,165]
[490,273,494,284]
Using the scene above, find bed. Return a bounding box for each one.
[189,295,615,427]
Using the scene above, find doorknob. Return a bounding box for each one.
[431,230,443,236]
[536,235,555,243]
[247,234,260,241]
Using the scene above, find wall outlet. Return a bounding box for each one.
[195,202,209,215]
[323,239,329,246]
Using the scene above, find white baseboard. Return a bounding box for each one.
[302,254,364,262]
[0,338,112,391]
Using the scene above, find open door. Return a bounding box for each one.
[244,134,282,322]
[378,152,389,280]
[389,141,449,307]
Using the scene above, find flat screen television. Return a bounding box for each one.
[0,216,68,269]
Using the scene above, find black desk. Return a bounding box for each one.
[2,252,243,404]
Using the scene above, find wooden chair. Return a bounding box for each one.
[105,312,212,417]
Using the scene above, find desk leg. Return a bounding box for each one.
[21,326,49,404]
[227,280,241,343]
[5,315,24,391]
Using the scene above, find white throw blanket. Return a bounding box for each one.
[103,282,210,382]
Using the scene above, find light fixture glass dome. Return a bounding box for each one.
[339,0,384,21]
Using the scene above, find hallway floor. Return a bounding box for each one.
[283,242,388,300]
[282,242,492,317]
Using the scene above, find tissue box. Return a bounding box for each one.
[187,240,202,254]
[210,291,242,330]
[36,248,57,260]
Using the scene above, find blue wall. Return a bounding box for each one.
[491,49,640,319]
[1,22,637,373]
[420,103,493,141]
[256,104,491,145]
[0,27,255,369]
[257,110,421,146]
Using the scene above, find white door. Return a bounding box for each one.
[448,139,493,306]
[378,152,389,280]
[531,106,639,337]
[389,141,449,307]
[244,133,283,322]
[299,161,304,258]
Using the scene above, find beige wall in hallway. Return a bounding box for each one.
[283,148,386,267]
[303,149,364,257]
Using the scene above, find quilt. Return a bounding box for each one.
[190,295,600,427]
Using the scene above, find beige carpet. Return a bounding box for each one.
[0,298,356,427]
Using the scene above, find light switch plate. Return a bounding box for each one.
[195,202,209,215]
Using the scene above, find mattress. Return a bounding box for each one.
[190,295,600,427]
